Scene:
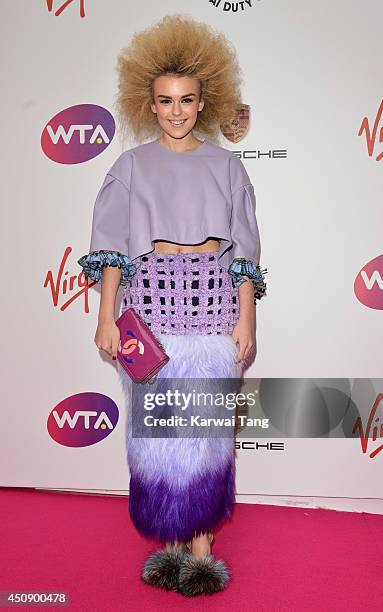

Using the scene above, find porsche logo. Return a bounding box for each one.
[221,104,250,143]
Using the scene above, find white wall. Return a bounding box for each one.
[1,0,382,512]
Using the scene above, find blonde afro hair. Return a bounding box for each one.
[115,13,244,145]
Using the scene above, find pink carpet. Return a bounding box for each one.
[1,487,382,611]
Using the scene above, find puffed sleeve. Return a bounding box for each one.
[228,156,268,301]
[77,155,136,287]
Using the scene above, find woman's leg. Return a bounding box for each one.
[190,533,211,558]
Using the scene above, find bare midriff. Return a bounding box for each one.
[153,237,220,254]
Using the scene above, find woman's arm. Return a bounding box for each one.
[232,277,256,363]
[77,156,136,360]
[98,267,121,323]
[228,156,267,363]
[94,267,122,360]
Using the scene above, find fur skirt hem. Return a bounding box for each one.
[117,332,242,543]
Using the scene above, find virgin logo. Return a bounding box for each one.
[41,104,115,164]
[354,254,383,310]
[44,246,96,313]
[358,99,383,161]
[353,395,383,459]
[46,0,85,18]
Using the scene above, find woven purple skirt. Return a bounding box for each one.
[117,251,243,544]
[121,251,240,335]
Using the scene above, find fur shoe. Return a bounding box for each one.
[141,545,187,591]
[177,552,230,596]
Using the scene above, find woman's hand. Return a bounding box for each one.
[232,316,257,363]
[95,318,121,360]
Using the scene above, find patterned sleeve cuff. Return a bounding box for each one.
[228,258,268,302]
[77,250,136,287]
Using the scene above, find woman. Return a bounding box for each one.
[78,14,267,597]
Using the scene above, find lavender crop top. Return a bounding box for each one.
[78,137,267,300]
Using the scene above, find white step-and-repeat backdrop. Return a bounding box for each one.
[2,1,382,513]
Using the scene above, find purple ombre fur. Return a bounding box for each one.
[117,331,243,543]
[129,456,235,542]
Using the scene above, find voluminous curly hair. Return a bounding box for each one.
[115,13,244,145]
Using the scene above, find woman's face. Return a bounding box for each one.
[150,75,204,138]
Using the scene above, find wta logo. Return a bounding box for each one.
[354,254,383,310]
[120,330,145,364]
[47,392,119,447]
[41,104,115,164]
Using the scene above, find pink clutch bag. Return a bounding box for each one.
[115,306,170,383]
